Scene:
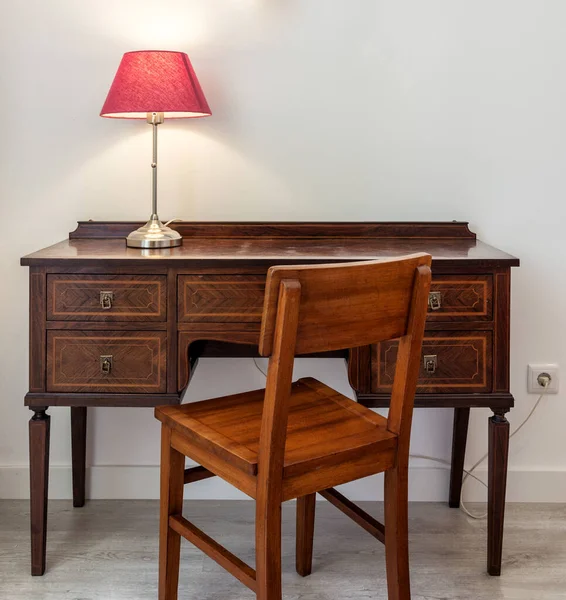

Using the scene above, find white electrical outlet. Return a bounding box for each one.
[527,364,559,394]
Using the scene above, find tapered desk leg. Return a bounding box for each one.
[449,407,470,508]
[487,409,510,576]
[71,407,87,508]
[29,408,50,576]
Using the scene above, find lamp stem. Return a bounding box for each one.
[150,112,161,217]
[125,111,180,248]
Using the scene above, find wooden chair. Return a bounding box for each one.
[155,253,432,600]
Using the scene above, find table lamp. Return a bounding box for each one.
[100,50,211,248]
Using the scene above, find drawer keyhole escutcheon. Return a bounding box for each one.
[423,354,437,375]
[428,291,442,311]
[100,291,114,310]
[100,355,113,375]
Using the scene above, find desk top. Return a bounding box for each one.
[21,221,519,268]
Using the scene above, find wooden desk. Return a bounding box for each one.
[21,221,519,577]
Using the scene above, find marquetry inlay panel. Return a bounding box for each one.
[46,331,167,393]
[47,274,166,321]
[373,331,492,394]
[427,275,492,321]
[178,275,266,323]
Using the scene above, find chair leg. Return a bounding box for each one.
[256,496,282,600]
[296,494,316,577]
[384,465,411,600]
[158,426,185,600]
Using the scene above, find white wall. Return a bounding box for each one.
[1,0,566,502]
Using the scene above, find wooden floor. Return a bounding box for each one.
[1,500,565,599]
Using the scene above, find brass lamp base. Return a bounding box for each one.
[126,215,182,249]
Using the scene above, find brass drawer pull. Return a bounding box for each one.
[100,291,114,310]
[428,291,442,311]
[423,354,437,375]
[100,355,113,375]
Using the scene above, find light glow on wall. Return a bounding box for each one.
[70,2,212,49]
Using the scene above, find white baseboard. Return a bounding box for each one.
[1,465,565,502]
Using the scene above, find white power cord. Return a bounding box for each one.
[250,358,549,520]
[415,375,549,519]
[253,357,268,377]
[459,376,548,518]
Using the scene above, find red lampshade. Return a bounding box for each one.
[100,50,211,119]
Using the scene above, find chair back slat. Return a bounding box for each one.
[259,254,431,357]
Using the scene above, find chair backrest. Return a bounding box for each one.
[255,254,432,493]
[259,254,431,356]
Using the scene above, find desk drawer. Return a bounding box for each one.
[178,275,265,323]
[373,331,492,394]
[427,275,492,321]
[47,331,167,393]
[47,275,167,321]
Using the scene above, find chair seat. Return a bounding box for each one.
[156,377,397,480]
